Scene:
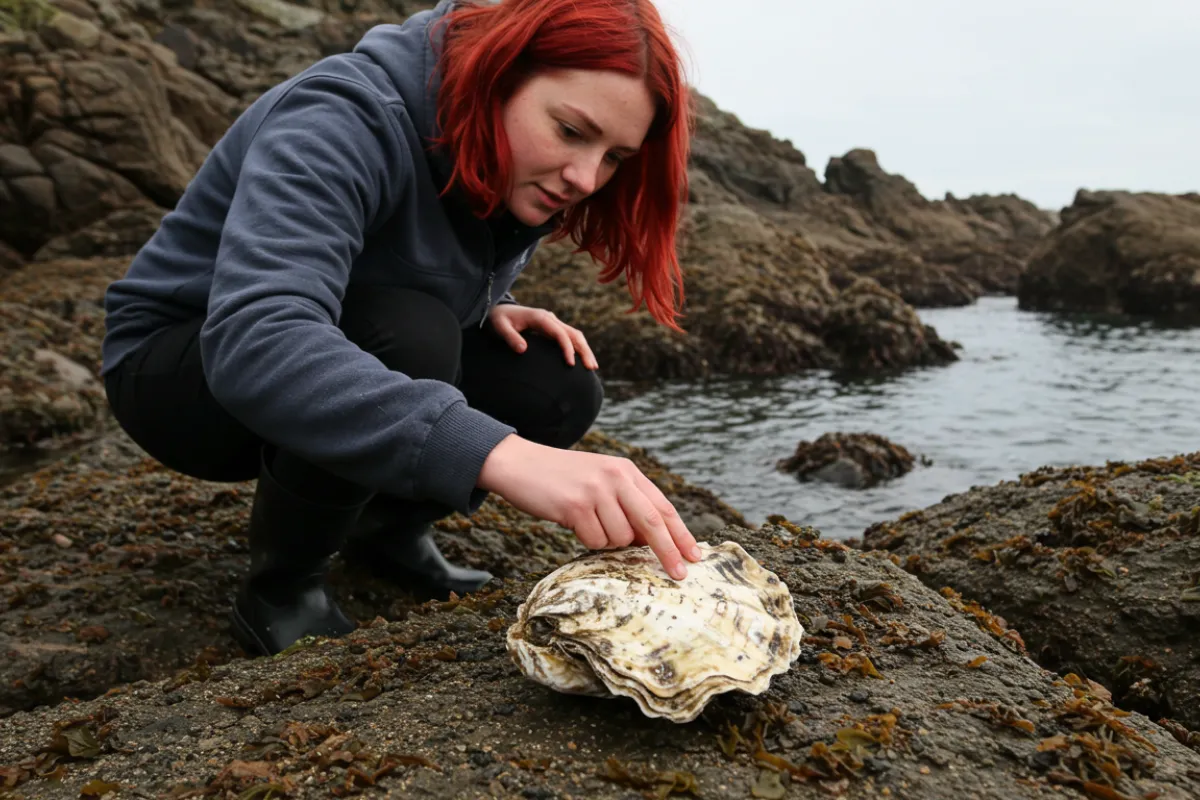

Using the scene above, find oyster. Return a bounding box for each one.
[506,541,803,723]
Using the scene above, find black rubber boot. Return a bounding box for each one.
[231,447,371,656]
[340,495,493,601]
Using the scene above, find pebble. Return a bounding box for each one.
[51,533,72,548]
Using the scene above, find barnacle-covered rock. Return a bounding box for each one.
[506,541,803,723]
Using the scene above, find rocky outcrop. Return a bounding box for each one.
[861,451,1200,731]
[918,241,1029,295]
[944,193,1058,258]
[3,514,1200,799]
[517,205,959,382]
[825,246,983,307]
[1018,190,1200,321]
[0,8,237,260]
[820,277,959,373]
[777,432,919,489]
[688,114,1056,281]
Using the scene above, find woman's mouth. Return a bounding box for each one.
[536,185,568,208]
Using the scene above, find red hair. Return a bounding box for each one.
[430,0,693,331]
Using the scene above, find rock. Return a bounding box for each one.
[919,241,1029,295]
[824,149,994,247]
[0,240,23,271]
[861,451,1200,730]
[31,205,165,261]
[1,517,1199,799]
[943,193,1057,259]
[1,6,236,258]
[232,0,325,31]
[687,94,825,209]
[0,302,108,450]
[0,257,130,449]
[777,432,918,489]
[687,108,1047,273]
[821,277,960,374]
[827,246,982,308]
[39,10,102,50]
[1018,190,1200,321]
[31,348,95,389]
[518,203,958,381]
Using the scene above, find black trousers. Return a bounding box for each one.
[103,284,604,512]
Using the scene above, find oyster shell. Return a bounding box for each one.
[506,541,803,723]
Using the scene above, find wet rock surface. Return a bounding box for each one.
[1018,190,1200,321]
[777,432,921,489]
[861,452,1200,731]
[2,520,1199,799]
[0,426,744,719]
[825,246,982,308]
[519,206,960,383]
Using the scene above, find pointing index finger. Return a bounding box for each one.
[618,481,686,580]
[634,471,702,563]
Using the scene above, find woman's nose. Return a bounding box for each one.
[561,152,605,197]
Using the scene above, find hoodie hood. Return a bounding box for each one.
[354,0,455,147]
[352,0,559,235]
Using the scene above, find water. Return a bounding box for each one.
[595,297,1200,541]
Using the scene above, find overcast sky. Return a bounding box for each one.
[652,0,1199,210]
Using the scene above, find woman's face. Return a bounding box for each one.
[501,67,655,226]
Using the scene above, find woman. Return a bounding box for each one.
[101,0,702,657]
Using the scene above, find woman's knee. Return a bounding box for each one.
[549,361,604,447]
[339,285,461,383]
[467,333,604,449]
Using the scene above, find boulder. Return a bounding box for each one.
[777,432,919,489]
[0,301,108,450]
[824,149,1001,248]
[1018,190,1200,321]
[861,451,1200,731]
[919,241,1029,295]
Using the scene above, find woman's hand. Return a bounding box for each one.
[489,304,598,370]
[477,435,703,580]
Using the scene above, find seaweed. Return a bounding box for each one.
[598,758,700,799]
[939,587,1027,653]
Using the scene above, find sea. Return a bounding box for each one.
[595,296,1200,541]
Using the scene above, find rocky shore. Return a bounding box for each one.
[4,1,1200,798]
[4,515,1200,799]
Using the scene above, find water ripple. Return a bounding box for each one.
[596,297,1200,541]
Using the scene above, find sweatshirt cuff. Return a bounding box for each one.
[419,400,516,513]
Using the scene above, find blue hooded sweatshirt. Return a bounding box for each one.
[101,0,558,514]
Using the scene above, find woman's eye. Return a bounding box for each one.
[558,122,580,139]
[605,152,624,165]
